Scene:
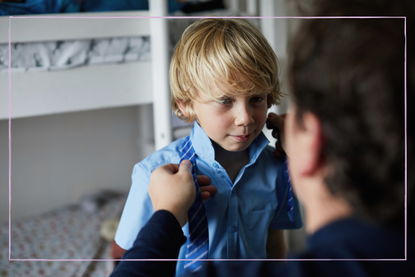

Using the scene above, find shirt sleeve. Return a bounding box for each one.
[114,162,154,250]
[268,162,303,230]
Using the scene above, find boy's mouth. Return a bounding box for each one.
[230,132,253,142]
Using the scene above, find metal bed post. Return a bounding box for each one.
[229,0,239,13]
[247,0,257,15]
[149,0,173,150]
[260,0,292,249]
[260,0,287,115]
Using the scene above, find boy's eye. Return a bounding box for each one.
[251,96,264,102]
[219,98,232,105]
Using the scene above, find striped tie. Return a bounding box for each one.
[285,157,294,222]
[180,136,209,273]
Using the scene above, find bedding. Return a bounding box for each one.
[0,36,151,73]
[0,193,126,277]
[0,19,204,73]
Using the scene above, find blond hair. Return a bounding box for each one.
[170,18,282,122]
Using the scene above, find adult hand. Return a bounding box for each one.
[267,112,289,158]
[148,160,216,227]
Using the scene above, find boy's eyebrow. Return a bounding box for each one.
[214,91,267,100]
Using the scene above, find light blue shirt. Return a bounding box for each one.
[115,122,302,276]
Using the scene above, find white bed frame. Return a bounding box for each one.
[0,0,286,150]
[0,0,297,250]
[0,1,174,150]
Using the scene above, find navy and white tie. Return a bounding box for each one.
[179,136,209,272]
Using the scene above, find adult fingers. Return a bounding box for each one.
[200,185,217,199]
[196,175,211,186]
[196,175,216,200]
[160,163,179,175]
[267,112,285,130]
[179,159,192,174]
[201,191,212,201]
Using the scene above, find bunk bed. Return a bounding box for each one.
[0,1,290,276]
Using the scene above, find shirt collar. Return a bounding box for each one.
[190,121,270,165]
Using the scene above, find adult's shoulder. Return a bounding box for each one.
[290,219,415,277]
[305,217,408,259]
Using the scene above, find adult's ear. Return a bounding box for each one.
[297,112,325,177]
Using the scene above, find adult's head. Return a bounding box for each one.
[286,0,413,224]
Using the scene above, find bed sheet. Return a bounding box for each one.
[0,36,151,73]
[0,195,126,277]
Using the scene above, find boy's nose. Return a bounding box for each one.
[235,105,254,126]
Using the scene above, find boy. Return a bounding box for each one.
[114,18,302,276]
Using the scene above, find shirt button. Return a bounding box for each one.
[212,163,219,168]
[231,226,237,232]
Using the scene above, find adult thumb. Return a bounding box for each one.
[180,159,193,173]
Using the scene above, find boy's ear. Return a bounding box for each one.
[177,101,189,117]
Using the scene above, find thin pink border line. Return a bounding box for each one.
[8,15,12,262]
[8,15,407,262]
[10,16,405,19]
[404,16,407,261]
[8,258,406,262]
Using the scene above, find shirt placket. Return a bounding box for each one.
[227,185,239,258]
[212,161,240,259]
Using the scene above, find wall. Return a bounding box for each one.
[0,105,153,223]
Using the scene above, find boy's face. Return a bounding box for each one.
[187,86,268,152]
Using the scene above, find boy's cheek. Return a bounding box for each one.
[257,110,268,126]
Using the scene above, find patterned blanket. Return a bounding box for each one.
[0,195,126,277]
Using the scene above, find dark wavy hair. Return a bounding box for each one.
[288,0,414,223]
